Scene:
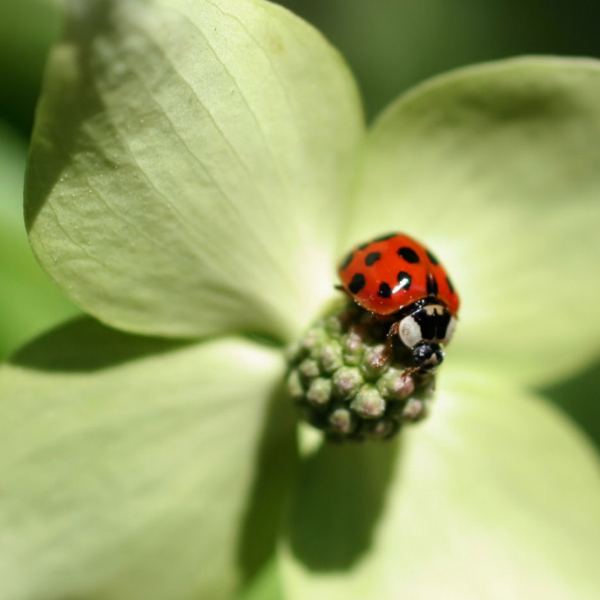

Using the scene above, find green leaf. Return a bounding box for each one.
[26,0,364,343]
[0,0,61,133]
[345,57,600,385]
[281,371,600,600]
[0,120,77,361]
[0,318,296,600]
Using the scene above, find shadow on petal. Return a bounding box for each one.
[541,355,600,452]
[0,315,292,599]
[237,379,298,584]
[286,435,401,571]
[10,316,190,372]
[9,318,299,595]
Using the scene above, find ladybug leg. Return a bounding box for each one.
[372,321,400,368]
[387,320,400,343]
[401,366,421,379]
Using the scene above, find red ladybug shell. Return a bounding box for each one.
[338,233,460,317]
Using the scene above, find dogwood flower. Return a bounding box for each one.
[1,1,600,599]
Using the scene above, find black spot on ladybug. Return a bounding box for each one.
[447,276,455,294]
[427,273,439,296]
[373,233,399,242]
[398,247,420,263]
[340,251,354,270]
[426,250,439,265]
[378,282,392,298]
[349,273,366,294]
[365,252,381,266]
[397,271,412,291]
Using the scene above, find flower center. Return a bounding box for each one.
[286,299,437,442]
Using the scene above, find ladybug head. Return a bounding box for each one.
[412,342,444,371]
[396,300,456,370]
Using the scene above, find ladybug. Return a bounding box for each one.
[338,233,460,373]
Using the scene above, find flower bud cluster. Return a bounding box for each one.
[286,302,434,441]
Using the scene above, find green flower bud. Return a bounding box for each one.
[328,408,355,436]
[377,367,415,401]
[350,386,386,419]
[298,358,320,381]
[341,330,363,365]
[287,300,438,441]
[400,398,426,421]
[365,418,398,440]
[306,377,333,408]
[319,342,344,374]
[332,366,363,400]
[302,327,328,358]
[361,344,389,380]
[324,315,343,336]
[287,369,304,401]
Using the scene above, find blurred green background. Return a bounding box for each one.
[1,0,599,431]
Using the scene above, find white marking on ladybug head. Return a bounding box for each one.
[444,316,457,345]
[423,304,444,317]
[398,315,423,349]
[423,348,442,367]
